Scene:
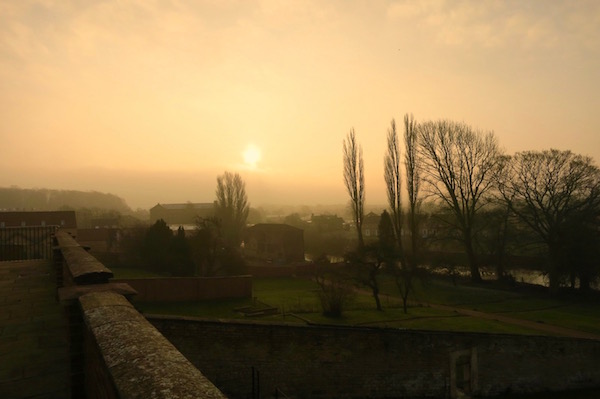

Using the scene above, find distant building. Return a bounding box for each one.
[149,202,215,226]
[363,211,381,239]
[0,210,77,232]
[244,223,304,264]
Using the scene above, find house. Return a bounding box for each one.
[363,212,381,239]
[150,202,215,226]
[244,224,304,264]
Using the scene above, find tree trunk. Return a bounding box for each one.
[464,234,482,283]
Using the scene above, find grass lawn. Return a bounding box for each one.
[497,305,600,335]
[134,275,600,336]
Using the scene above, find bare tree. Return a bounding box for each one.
[343,128,365,250]
[215,171,249,248]
[498,149,600,292]
[403,113,421,267]
[384,119,404,256]
[313,256,356,318]
[418,120,501,282]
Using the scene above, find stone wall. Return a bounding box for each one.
[150,316,600,399]
[54,230,228,399]
[113,276,252,302]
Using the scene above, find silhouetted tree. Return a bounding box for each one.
[403,113,422,268]
[475,202,513,282]
[191,217,223,276]
[220,246,247,275]
[169,226,195,276]
[379,209,415,314]
[142,219,172,272]
[215,171,249,249]
[348,211,397,312]
[384,119,407,266]
[498,149,600,291]
[313,256,355,318]
[191,216,247,276]
[418,120,502,282]
[343,128,365,250]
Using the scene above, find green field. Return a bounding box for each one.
[134,275,600,336]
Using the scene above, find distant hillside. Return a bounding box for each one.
[0,187,131,213]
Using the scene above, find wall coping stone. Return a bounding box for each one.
[80,291,227,399]
[146,313,600,343]
[56,230,113,284]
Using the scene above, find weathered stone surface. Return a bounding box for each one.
[111,357,227,399]
[61,246,113,284]
[151,316,600,398]
[55,231,113,284]
[80,291,227,399]
[54,230,80,248]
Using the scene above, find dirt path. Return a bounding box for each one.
[352,283,600,340]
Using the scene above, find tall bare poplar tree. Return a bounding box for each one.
[403,113,421,266]
[418,120,501,282]
[215,171,249,248]
[343,128,365,250]
[384,119,403,253]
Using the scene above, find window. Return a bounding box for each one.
[21,221,26,227]
[0,222,4,228]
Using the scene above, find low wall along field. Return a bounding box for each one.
[113,276,252,302]
[150,316,600,399]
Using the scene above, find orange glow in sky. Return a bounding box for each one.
[0,1,599,209]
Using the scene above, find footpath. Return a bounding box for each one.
[0,260,70,398]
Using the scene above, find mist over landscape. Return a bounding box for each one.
[1,1,599,211]
[2,2,600,398]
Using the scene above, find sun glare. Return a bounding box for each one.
[243,144,262,169]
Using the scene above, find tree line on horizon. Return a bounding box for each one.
[0,186,132,213]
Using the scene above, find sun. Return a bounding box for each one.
[242,144,262,169]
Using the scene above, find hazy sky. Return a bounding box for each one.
[1,0,599,210]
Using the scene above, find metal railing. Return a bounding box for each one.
[0,225,59,261]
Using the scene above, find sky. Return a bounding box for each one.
[1,0,599,210]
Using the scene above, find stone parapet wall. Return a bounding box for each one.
[80,291,226,399]
[54,229,228,398]
[150,316,600,398]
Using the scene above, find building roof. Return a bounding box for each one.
[0,210,77,228]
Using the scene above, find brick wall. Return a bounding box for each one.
[113,276,252,302]
[150,316,600,398]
